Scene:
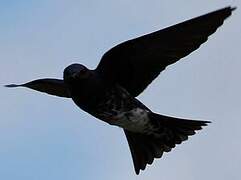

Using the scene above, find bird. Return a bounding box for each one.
[6,7,235,174]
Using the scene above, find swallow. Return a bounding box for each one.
[6,7,235,174]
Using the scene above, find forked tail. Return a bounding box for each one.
[124,112,210,174]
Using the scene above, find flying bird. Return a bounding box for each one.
[6,7,235,174]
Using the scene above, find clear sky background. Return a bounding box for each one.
[0,0,240,180]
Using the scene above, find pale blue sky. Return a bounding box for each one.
[0,0,241,180]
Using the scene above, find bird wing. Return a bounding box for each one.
[96,7,235,97]
[5,78,71,98]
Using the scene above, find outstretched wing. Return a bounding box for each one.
[96,7,235,97]
[5,78,71,98]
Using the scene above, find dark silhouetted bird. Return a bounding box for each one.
[6,7,235,174]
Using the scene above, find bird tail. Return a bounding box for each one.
[124,112,210,175]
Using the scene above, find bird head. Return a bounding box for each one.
[63,63,90,83]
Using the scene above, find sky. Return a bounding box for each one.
[0,0,240,180]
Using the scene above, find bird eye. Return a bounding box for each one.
[80,68,87,74]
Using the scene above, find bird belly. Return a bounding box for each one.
[108,108,151,133]
[73,83,152,133]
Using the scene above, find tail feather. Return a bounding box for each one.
[124,113,210,174]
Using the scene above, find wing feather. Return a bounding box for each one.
[96,7,235,96]
[5,78,71,98]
